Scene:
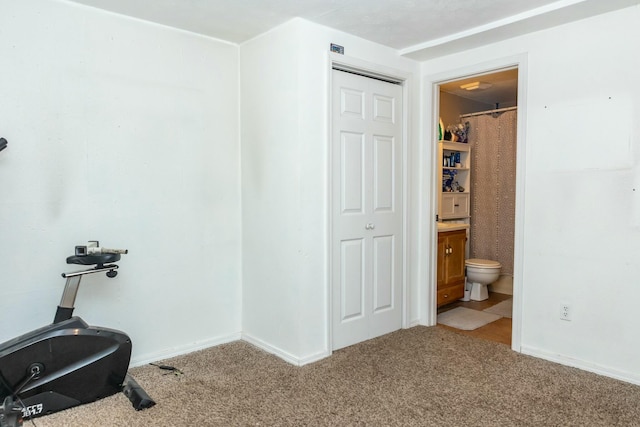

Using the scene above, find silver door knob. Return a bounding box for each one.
[365,223,375,230]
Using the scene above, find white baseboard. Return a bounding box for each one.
[408,319,422,328]
[242,333,331,366]
[521,345,640,386]
[489,274,513,295]
[130,332,242,367]
[130,331,331,368]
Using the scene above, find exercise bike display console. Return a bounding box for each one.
[0,243,154,427]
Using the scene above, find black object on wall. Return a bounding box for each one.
[0,138,7,152]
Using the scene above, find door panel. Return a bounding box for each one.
[373,135,395,212]
[373,234,394,312]
[373,94,395,123]
[341,132,365,214]
[332,69,403,350]
[341,88,365,119]
[340,238,365,321]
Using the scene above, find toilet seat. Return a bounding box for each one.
[465,258,501,268]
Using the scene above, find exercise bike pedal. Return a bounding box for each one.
[122,374,156,411]
[0,396,23,427]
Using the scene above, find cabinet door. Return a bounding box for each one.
[446,230,466,284]
[453,193,469,218]
[437,233,446,289]
[436,229,467,307]
[440,193,469,219]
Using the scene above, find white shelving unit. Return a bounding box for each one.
[438,141,471,221]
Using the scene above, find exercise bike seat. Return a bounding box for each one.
[66,253,121,265]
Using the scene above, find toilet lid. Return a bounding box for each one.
[465,258,501,268]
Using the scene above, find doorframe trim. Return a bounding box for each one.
[327,52,414,352]
[422,53,529,352]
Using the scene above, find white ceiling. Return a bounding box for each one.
[68,0,640,60]
[440,68,519,107]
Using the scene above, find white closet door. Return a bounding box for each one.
[331,69,403,350]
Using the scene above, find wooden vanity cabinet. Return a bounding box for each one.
[437,229,467,307]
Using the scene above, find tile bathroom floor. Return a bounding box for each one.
[437,292,512,346]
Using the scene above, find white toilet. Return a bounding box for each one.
[465,258,501,301]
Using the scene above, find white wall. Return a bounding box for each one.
[240,20,306,362]
[0,0,242,364]
[7,0,633,384]
[420,5,640,384]
[241,18,420,364]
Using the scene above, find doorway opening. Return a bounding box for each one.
[433,67,519,347]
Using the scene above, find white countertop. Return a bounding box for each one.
[437,222,470,232]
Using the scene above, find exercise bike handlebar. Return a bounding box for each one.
[85,247,128,255]
[75,243,128,257]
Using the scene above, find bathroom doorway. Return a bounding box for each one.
[433,66,520,347]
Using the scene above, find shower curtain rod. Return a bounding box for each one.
[460,106,517,118]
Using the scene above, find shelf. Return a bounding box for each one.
[438,141,471,221]
[440,141,470,151]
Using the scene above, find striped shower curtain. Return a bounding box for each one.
[466,109,517,275]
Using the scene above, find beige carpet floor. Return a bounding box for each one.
[33,326,640,426]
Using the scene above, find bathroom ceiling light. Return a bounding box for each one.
[460,81,492,91]
[460,81,480,90]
